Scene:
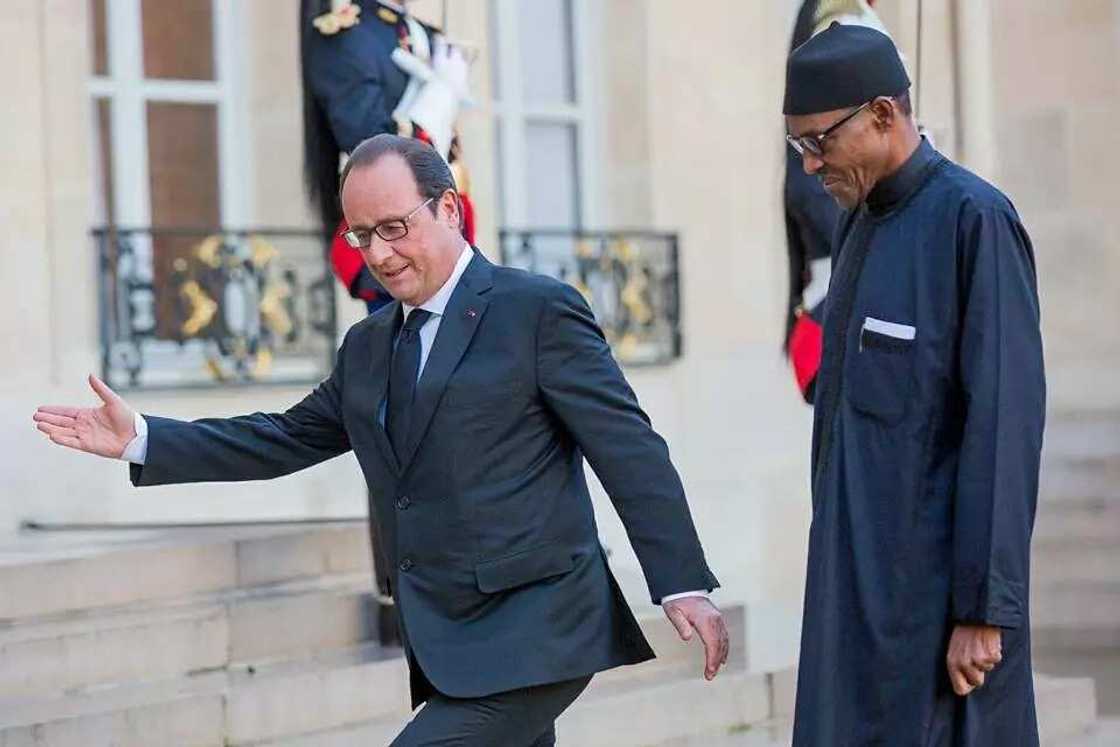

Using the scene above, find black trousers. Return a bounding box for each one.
[390,675,593,746]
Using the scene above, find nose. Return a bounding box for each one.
[802,151,824,175]
[361,237,396,267]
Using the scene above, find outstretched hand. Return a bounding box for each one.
[33,375,137,458]
[663,596,731,681]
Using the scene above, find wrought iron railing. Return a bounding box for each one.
[499,229,682,366]
[94,227,337,390]
[95,226,681,389]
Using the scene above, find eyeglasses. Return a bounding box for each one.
[342,196,436,248]
[786,101,872,158]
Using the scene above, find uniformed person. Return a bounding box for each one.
[301,0,476,313]
[783,0,888,402]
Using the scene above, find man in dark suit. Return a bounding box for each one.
[33,135,729,745]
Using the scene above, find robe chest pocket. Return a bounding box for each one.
[846,317,916,425]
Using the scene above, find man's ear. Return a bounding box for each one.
[870,97,896,131]
[440,189,461,228]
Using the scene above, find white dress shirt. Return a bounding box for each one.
[119,242,704,604]
[402,241,474,380]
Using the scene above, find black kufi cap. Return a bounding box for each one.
[783,22,910,115]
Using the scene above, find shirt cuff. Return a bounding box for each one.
[119,412,148,464]
[660,590,709,605]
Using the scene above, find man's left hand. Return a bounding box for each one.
[946,624,1002,696]
[663,596,730,681]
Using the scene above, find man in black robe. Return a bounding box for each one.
[784,23,1046,746]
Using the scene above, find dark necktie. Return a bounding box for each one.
[387,309,432,457]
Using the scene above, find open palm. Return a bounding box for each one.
[33,375,137,458]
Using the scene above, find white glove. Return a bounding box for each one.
[431,36,470,99]
[393,35,472,158]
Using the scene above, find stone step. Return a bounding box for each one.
[0,641,1091,746]
[1034,496,1120,543]
[1033,582,1120,632]
[1055,717,1120,747]
[224,643,410,744]
[0,518,740,700]
[560,670,769,747]
[1035,648,1120,717]
[255,663,770,747]
[0,642,409,747]
[1032,625,1120,652]
[652,720,793,747]
[0,578,745,745]
[646,674,1095,747]
[1042,414,1120,462]
[253,712,405,746]
[1032,540,1120,585]
[0,523,371,621]
[0,692,226,747]
[0,572,376,698]
[1036,673,1098,745]
[1039,454,1120,505]
[1033,579,1120,650]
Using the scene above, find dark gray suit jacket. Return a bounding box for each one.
[131,252,718,705]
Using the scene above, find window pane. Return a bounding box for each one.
[488,0,502,100]
[141,0,215,80]
[91,98,115,225]
[147,102,221,227]
[146,102,221,337]
[524,122,579,228]
[90,0,108,76]
[518,0,575,105]
[492,120,506,227]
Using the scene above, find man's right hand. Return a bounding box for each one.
[946,624,1003,696]
[33,374,137,458]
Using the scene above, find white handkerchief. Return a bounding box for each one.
[862,317,916,340]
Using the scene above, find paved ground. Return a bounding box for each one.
[1060,719,1120,746]
[655,721,793,746]
[1035,649,1120,716]
[672,719,1120,747]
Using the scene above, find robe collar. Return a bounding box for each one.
[865,136,940,216]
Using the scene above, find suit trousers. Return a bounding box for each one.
[390,674,592,746]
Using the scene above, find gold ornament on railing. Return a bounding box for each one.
[179,279,218,337]
[610,239,653,332]
[194,235,223,268]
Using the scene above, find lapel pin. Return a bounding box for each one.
[465,308,477,318]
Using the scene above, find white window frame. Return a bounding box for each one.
[489,0,603,229]
[88,0,251,229]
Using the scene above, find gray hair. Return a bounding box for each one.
[339,134,457,216]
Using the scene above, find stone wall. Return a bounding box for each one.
[3,0,1115,672]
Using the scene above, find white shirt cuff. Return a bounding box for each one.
[660,590,709,605]
[119,412,148,464]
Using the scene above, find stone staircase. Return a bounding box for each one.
[0,524,781,746]
[1032,410,1120,719]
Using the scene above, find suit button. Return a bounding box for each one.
[396,495,411,510]
[399,558,414,572]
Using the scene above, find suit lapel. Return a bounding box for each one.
[399,254,493,471]
[367,303,402,473]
